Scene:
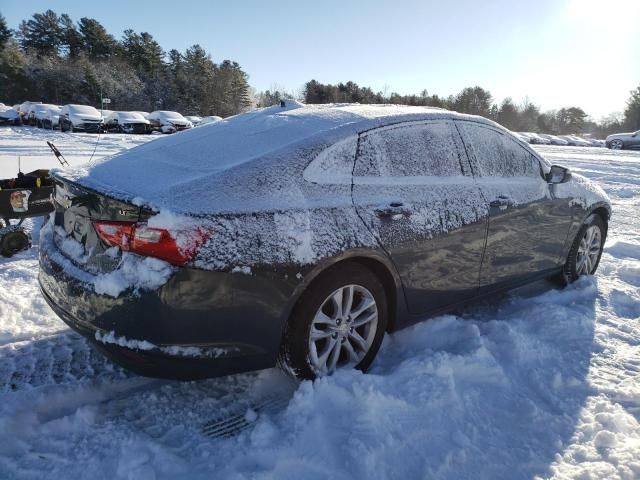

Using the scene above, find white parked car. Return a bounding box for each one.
[18,101,42,123]
[184,115,202,126]
[104,111,151,134]
[34,105,62,129]
[59,104,104,133]
[28,103,57,127]
[522,132,551,145]
[146,111,192,134]
[199,115,223,125]
[0,106,20,126]
[538,134,569,146]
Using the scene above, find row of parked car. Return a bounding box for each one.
[513,131,606,147]
[0,101,222,134]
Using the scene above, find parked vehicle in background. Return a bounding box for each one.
[59,104,104,133]
[27,103,47,126]
[18,101,42,122]
[558,135,591,147]
[0,106,20,126]
[199,115,223,125]
[104,111,151,134]
[39,103,611,381]
[31,104,59,127]
[538,134,569,146]
[606,130,640,150]
[185,115,202,126]
[516,132,534,143]
[524,132,551,144]
[38,105,62,129]
[583,137,604,148]
[146,111,192,133]
[131,111,149,118]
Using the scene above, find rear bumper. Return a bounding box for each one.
[38,231,289,379]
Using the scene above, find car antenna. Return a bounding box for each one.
[46,141,70,167]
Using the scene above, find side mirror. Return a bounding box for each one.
[546,165,572,184]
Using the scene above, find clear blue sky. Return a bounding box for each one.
[3,0,639,119]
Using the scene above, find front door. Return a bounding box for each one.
[456,121,573,290]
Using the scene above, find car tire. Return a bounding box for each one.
[0,229,31,257]
[610,139,624,150]
[278,262,388,380]
[552,214,607,286]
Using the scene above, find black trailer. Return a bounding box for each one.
[0,169,54,257]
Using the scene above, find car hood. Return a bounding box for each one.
[70,113,102,122]
[554,172,611,215]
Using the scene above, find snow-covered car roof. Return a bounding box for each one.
[60,102,504,214]
[150,111,187,119]
[0,108,19,119]
[105,111,149,123]
[66,104,101,115]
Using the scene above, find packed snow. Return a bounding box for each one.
[0,128,639,479]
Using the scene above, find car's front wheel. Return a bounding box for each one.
[556,214,606,285]
[610,139,624,150]
[279,263,388,380]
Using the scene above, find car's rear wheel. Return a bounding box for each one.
[0,229,31,257]
[610,139,624,150]
[554,214,606,286]
[279,263,388,380]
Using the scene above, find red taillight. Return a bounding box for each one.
[93,221,133,251]
[93,221,208,266]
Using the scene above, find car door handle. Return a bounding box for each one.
[490,196,514,209]
[375,202,412,218]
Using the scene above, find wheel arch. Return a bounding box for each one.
[280,250,407,338]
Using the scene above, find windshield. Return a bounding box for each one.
[158,111,184,120]
[69,105,99,115]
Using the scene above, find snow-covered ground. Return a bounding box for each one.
[0,127,639,479]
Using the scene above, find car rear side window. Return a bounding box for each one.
[458,122,541,177]
[355,121,466,177]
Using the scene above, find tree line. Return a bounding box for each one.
[0,10,252,117]
[2,10,639,134]
[259,81,640,137]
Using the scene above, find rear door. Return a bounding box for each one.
[352,120,488,316]
[456,121,573,291]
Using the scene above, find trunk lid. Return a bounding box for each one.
[52,174,145,273]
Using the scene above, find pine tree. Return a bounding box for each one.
[17,10,64,56]
[0,14,11,49]
[78,18,116,59]
[623,85,640,131]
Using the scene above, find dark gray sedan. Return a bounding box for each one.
[606,130,640,150]
[39,103,612,380]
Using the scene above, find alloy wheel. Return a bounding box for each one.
[610,139,623,150]
[308,284,378,375]
[576,225,602,275]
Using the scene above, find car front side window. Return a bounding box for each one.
[457,122,543,178]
